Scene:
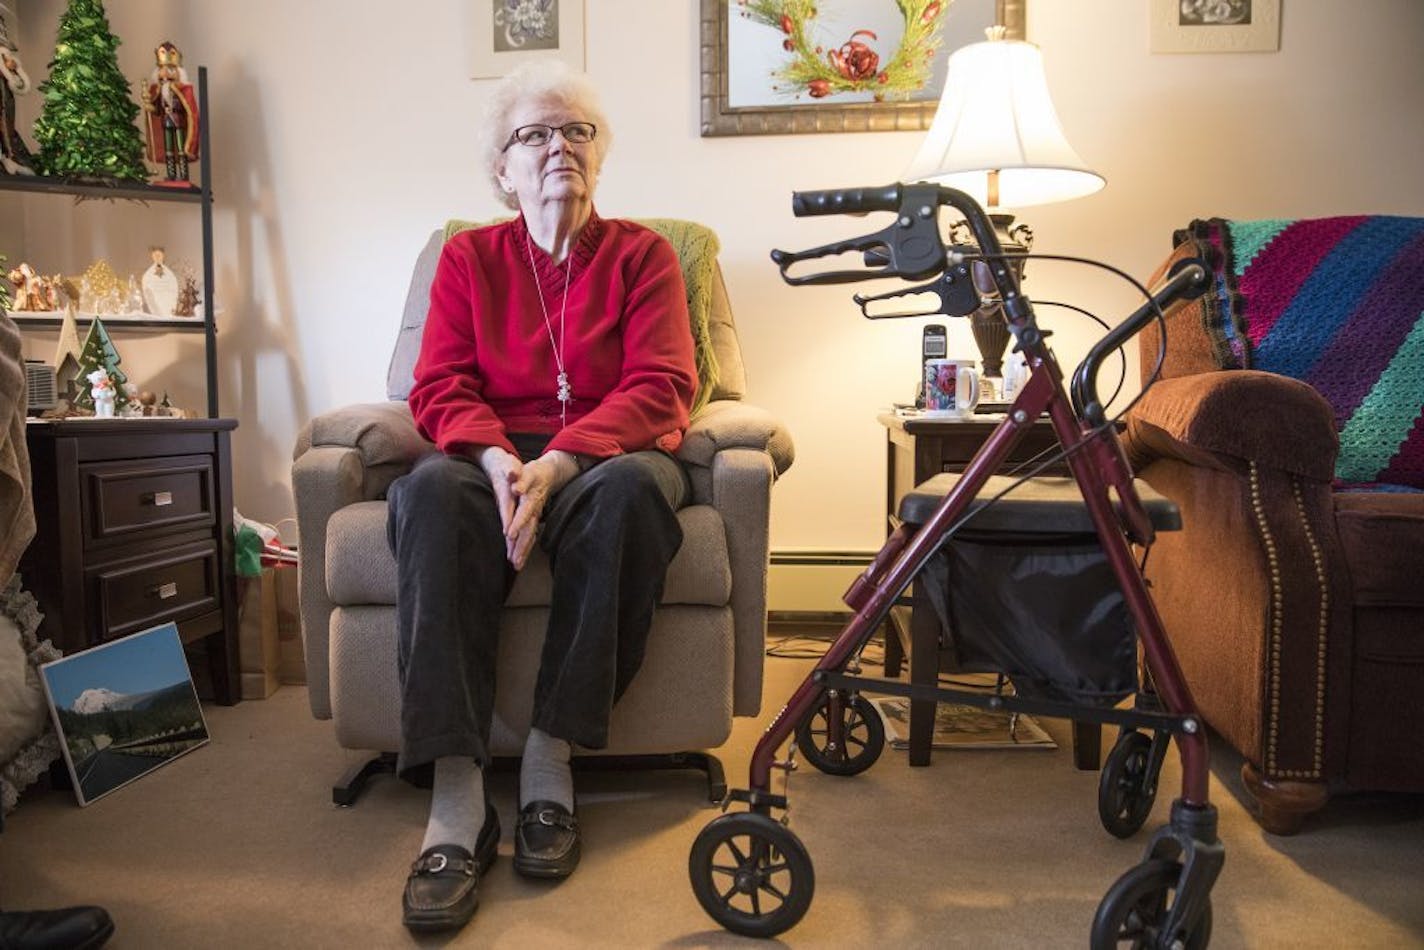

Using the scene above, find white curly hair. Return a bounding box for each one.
[481,60,612,211]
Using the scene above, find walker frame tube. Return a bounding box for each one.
[746,184,1213,810]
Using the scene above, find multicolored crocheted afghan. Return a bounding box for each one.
[1177,216,1424,490]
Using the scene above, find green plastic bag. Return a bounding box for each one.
[234,524,264,578]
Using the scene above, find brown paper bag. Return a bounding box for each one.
[274,566,305,685]
[237,570,280,699]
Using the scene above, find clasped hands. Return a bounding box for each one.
[478,446,581,570]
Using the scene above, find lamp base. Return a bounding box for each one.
[966,213,1032,380]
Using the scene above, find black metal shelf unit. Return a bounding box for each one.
[0,66,218,417]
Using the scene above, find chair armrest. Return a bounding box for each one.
[710,447,776,718]
[294,401,432,482]
[291,446,367,719]
[678,400,795,477]
[291,402,431,719]
[1125,371,1337,481]
[676,400,794,718]
[1126,370,1352,782]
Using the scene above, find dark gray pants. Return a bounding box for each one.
[386,441,688,775]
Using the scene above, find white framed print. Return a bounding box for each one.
[472,1,586,79]
[1150,0,1281,54]
[39,622,209,807]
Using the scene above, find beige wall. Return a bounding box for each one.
[6,0,1424,555]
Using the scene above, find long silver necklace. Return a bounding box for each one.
[522,229,573,427]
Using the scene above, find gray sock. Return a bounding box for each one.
[520,727,574,811]
[421,756,486,854]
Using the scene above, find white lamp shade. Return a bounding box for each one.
[905,39,1104,209]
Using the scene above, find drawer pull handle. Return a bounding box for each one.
[151,582,178,600]
[146,491,174,507]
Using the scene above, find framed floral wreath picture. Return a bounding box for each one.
[471,0,585,79]
[700,0,997,137]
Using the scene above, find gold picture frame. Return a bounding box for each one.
[1150,0,1281,54]
[699,0,999,137]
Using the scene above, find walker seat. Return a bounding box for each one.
[898,473,1181,533]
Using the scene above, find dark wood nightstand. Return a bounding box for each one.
[20,418,241,704]
[877,411,1101,769]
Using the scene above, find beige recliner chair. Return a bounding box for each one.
[292,220,794,803]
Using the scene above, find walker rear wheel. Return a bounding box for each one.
[795,691,885,776]
[1098,730,1158,838]
[1091,858,1212,949]
[689,812,815,938]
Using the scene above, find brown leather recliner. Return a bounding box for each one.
[1124,218,1424,834]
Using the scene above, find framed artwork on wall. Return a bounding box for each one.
[471,0,586,79]
[1150,0,1281,54]
[700,0,998,137]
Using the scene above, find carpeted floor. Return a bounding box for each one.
[2,651,1422,948]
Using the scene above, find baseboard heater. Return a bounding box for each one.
[767,549,876,616]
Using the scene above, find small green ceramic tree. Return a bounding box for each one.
[72,317,130,410]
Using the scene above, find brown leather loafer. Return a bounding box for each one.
[402,802,500,933]
[513,800,581,879]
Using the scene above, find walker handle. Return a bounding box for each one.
[1071,258,1213,424]
[790,185,904,217]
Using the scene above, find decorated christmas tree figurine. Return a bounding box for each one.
[0,2,39,176]
[51,293,83,387]
[32,0,146,182]
[81,258,122,314]
[174,271,199,317]
[141,41,199,187]
[73,317,129,412]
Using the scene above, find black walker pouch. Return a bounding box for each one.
[899,474,1181,708]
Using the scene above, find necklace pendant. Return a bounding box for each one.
[556,371,572,404]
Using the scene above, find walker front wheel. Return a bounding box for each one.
[689,812,815,938]
[795,691,885,776]
[1091,858,1212,950]
[1098,730,1158,838]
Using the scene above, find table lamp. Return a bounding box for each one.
[904,14,1103,398]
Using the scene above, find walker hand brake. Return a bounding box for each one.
[769,182,948,285]
[853,255,980,320]
[770,226,946,286]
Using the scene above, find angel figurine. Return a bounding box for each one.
[141,245,179,315]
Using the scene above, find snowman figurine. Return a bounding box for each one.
[88,367,116,418]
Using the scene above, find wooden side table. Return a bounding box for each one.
[877,411,1101,769]
[20,418,242,705]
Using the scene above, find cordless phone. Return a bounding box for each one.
[916,324,948,407]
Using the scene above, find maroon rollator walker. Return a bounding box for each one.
[688,183,1225,947]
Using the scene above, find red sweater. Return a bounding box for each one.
[409,212,698,459]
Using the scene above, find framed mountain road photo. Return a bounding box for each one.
[40,622,209,807]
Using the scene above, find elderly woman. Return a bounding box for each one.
[387,62,697,933]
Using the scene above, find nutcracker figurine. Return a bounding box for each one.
[0,3,37,176]
[142,41,199,186]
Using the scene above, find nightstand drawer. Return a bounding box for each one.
[94,541,220,641]
[81,454,216,546]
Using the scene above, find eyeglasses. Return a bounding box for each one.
[503,122,597,151]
